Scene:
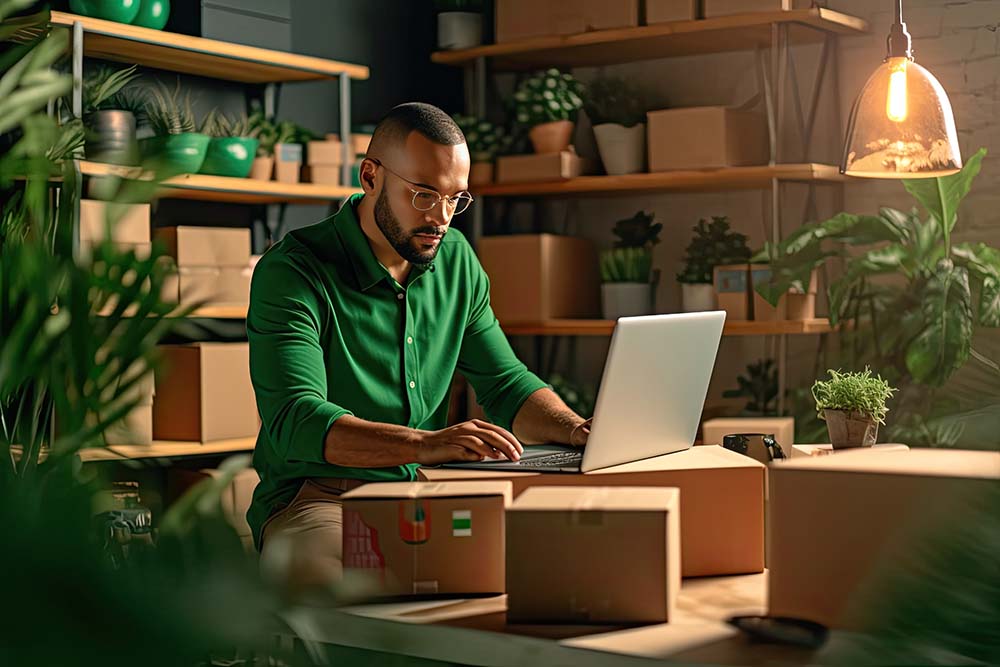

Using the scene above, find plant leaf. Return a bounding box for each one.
[905,260,973,386]
[903,148,986,234]
[979,276,1000,327]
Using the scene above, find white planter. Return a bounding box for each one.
[437,12,482,50]
[593,122,646,175]
[681,283,716,312]
[602,283,654,320]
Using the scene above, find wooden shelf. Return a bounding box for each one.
[5,11,368,83]
[502,318,835,337]
[432,8,867,69]
[79,437,256,462]
[80,161,360,204]
[188,305,249,319]
[474,164,847,198]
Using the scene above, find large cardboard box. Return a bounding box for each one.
[167,467,260,544]
[80,200,150,245]
[495,150,583,184]
[421,445,765,578]
[507,486,680,624]
[496,0,639,43]
[790,443,910,458]
[476,234,601,322]
[703,0,818,18]
[714,264,751,320]
[342,481,512,597]
[161,266,251,305]
[153,343,258,442]
[769,448,1000,629]
[154,226,251,268]
[648,107,768,171]
[702,417,794,450]
[645,0,698,23]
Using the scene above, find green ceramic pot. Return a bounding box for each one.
[131,0,170,29]
[139,132,210,175]
[69,0,141,23]
[199,137,260,178]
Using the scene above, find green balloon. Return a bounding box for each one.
[131,0,170,30]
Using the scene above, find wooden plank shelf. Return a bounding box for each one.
[432,8,868,69]
[501,318,836,337]
[474,164,847,198]
[187,305,249,319]
[79,437,256,462]
[80,161,360,204]
[5,11,368,83]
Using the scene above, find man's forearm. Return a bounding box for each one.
[511,388,587,446]
[323,415,422,467]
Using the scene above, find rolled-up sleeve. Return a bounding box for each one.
[457,251,549,432]
[247,254,353,465]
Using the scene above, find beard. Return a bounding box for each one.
[374,188,446,266]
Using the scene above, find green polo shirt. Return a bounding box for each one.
[245,194,548,548]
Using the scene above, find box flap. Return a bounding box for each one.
[772,447,999,480]
[703,417,794,429]
[511,486,678,512]
[342,480,513,502]
[590,445,765,474]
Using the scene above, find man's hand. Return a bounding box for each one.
[416,419,524,465]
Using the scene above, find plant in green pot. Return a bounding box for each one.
[599,210,662,320]
[812,368,896,449]
[69,0,141,23]
[77,64,144,166]
[677,216,750,313]
[453,114,504,186]
[513,68,584,154]
[583,75,649,175]
[140,81,209,176]
[435,0,482,50]
[198,110,259,179]
[131,0,170,30]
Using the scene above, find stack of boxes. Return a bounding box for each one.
[155,226,252,307]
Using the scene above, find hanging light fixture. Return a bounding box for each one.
[841,0,962,178]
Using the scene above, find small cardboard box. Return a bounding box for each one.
[303,164,342,186]
[80,200,151,245]
[496,151,583,184]
[714,264,751,321]
[645,0,698,23]
[167,467,260,541]
[702,417,795,450]
[161,266,251,305]
[421,445,765,578]
[786,269,819,321]
[647,107,768,171]
[507,486,680,624]
[477,234,601,322]
[153,343,258,443]
[154,226,251,268]
[749,264,786,321]
[274,142,302,184]
[307,138,343,166]
[326,133,371,156]
[703,0,818,18]
[342,481,512,597]
[769,448,1000,629]
[496,0,639,43]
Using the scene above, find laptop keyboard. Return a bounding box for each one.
[523,450,584,467]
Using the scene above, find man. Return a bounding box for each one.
[247,103,590,594]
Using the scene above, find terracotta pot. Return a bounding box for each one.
[824,409,879,449]
[469,161,493,186]
[249,156,274,180]
[529,120,574,154]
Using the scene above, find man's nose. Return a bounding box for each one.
[425,201,452,226]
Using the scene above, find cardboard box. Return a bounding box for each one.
[647,107,768,171]
[154,226,251,268]
[507,486,680,624]
[790,443,911,458]
[496,150,583,184]
[421,445,765,578]
[786,269,818,321]
[153,343,258,443]
[645,0,698,23]
[477,234,600,322]
[496,0,639,43]
[749,265,787,321]
[769,448,1000,628]
[326,133,371,156]
[274,142,302,184]
[90,368,155,446]
[307,139,343,166]
[161,266,251,305]
[80,200,150,245]
[703,0,818,19]
[702,417,794,450]
[342,481,512,597]
[304,165,342,186]
[714,264,750,320]
[167,467,260,541]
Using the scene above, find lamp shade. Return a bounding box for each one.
[841,57,962,178]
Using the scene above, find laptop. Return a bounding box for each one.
[440,311,726,474]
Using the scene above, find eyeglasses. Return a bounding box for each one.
[370,158,474,216]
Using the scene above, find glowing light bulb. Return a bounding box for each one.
[887,59,908,123]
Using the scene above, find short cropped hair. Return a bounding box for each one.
[367,103,465,155]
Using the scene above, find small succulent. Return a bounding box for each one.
[248,103,276,156]
[145,81,197,136]
[583,75,649,128]
[600,211,661,284]
[453,114,505,163]
[200,109,252,138]
[512,68,584,128]
[677,216,751,285]
[812,368,897,425]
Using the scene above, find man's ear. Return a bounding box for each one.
[359,158,379,193]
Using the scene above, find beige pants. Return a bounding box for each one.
[259,477,366,600]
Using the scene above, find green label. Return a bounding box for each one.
[452,510,471,537]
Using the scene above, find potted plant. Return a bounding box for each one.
[435,0,482,50]
[141,81,209,175]
[583,75,649,175]
[677,216,751,313]
[599,211,662,320]
[513,68,584,154]
[453,114,504,186]
[69,0,141,23]
[247,104,276,180]
[812,368,896,449]
[723,359,778,417]
[79,64,145,166]
[198,110,259,179]
[131,0,170,30]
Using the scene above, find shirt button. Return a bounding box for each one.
[409,381,416,389]
[396,293,404,300]
[407,336,413,344]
